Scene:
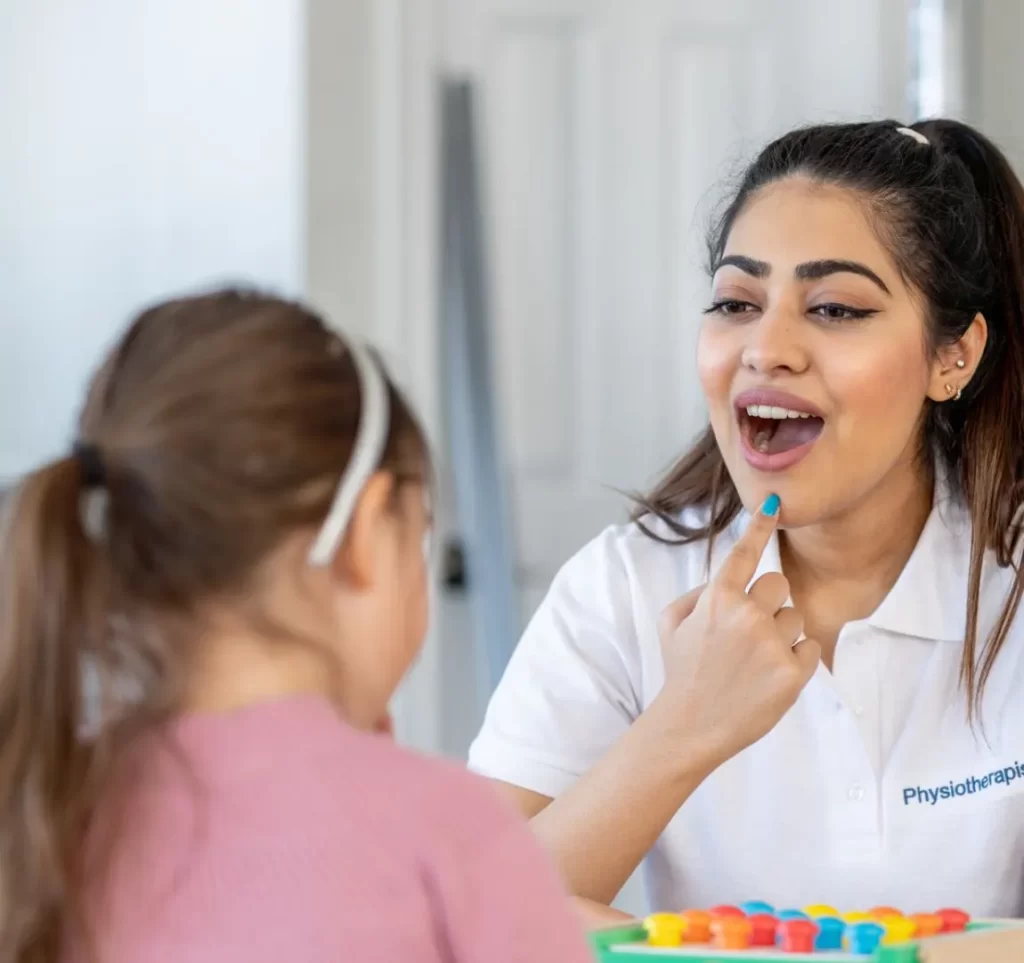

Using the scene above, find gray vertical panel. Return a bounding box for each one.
[439,79,521,698]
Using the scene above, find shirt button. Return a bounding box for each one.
[854,705,864,717]
[848,785,865,802]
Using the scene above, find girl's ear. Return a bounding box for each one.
[331,472,395,590]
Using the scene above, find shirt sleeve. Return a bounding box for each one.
[467,526,643,798]
[431,809,597,963]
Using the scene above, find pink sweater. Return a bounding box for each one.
[67,697,594,963]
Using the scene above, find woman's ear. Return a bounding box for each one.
[330,472,396,591]
[926,312,988,402]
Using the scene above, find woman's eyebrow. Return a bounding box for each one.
[714,254,769,278]
[714,255,892,297]
[794,258,891,295]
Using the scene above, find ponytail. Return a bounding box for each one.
[0,289,436,960]
[0,458,107,963]
[919,120,1024,713]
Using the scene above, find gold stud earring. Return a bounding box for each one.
[945,384,955,396]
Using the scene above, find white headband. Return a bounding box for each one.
[896,126,930,146]
[307,339,391,567]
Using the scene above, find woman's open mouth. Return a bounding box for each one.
[734,392,825,472]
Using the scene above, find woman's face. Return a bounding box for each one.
[698,177,952,528]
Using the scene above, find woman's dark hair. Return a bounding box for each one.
[0,289,428,963]
[635,118,1024,717]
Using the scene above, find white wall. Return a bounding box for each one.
[0,0,444,753]
[0,0,306,479]
[305,0,374,340]
[964,0,1024,171]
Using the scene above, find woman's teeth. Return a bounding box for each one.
[742,403,825,456]
[744,404,813,419]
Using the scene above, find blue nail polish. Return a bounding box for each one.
[761,494,780,516]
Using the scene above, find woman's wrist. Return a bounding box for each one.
[528,692,725,903]
[635,693,731,783]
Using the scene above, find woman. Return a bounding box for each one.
[468,119,1024,920]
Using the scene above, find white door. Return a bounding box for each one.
[440,0,911,619]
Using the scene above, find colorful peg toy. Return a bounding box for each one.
[777,918,818,953]
[909,912,943,938]
[589,901,1012,961]
[813,916,845,951]
[937,907,970,932]
[841,910,872,925]
[642,912,685,947]
[879,915,917,945]
[709,905,747,919]
[803,904,839,919]
[679,909,711,944]
[710,916,753,950]
[747,913,777,947]
[868,906,903,919]
[776,908,810,922]
[846,920,886,955]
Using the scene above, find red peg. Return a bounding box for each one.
[777,918,819,954]
[936,908,970,933]
[708,904,745,918]
[748,913,778,947]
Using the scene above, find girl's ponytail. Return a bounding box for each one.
[0,457,108,963]
[0,289,435,961]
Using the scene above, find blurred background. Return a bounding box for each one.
[0,0,1018,774]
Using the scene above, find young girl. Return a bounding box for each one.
[0,291,594,963]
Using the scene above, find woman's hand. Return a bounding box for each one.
[652,495,820,764]
[503,496,820,906]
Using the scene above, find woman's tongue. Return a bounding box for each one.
[752,416,822,455]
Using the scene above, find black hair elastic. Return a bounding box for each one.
[72,442,107,490]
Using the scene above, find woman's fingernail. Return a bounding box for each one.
[761,494,780,516]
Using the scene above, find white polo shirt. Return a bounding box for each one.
[468,492,1024,916]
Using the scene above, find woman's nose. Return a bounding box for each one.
[740,308,809,375]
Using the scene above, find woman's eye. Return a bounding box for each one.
[704,299,757,317]
[810,303,876,322]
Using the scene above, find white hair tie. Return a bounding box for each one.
[896,126,930,146]
[307,338,390,567]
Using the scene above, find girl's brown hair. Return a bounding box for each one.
[634,119,1024,720]
[0,289,428,962]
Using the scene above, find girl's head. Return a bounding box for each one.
[638,118,1024,711]
[0,289,431,961]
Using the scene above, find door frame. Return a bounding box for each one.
[306,0,446,753]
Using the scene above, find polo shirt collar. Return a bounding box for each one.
[729,486,983,644]
[866,490,968,642]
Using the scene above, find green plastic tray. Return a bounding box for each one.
[588,920,1010,962]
